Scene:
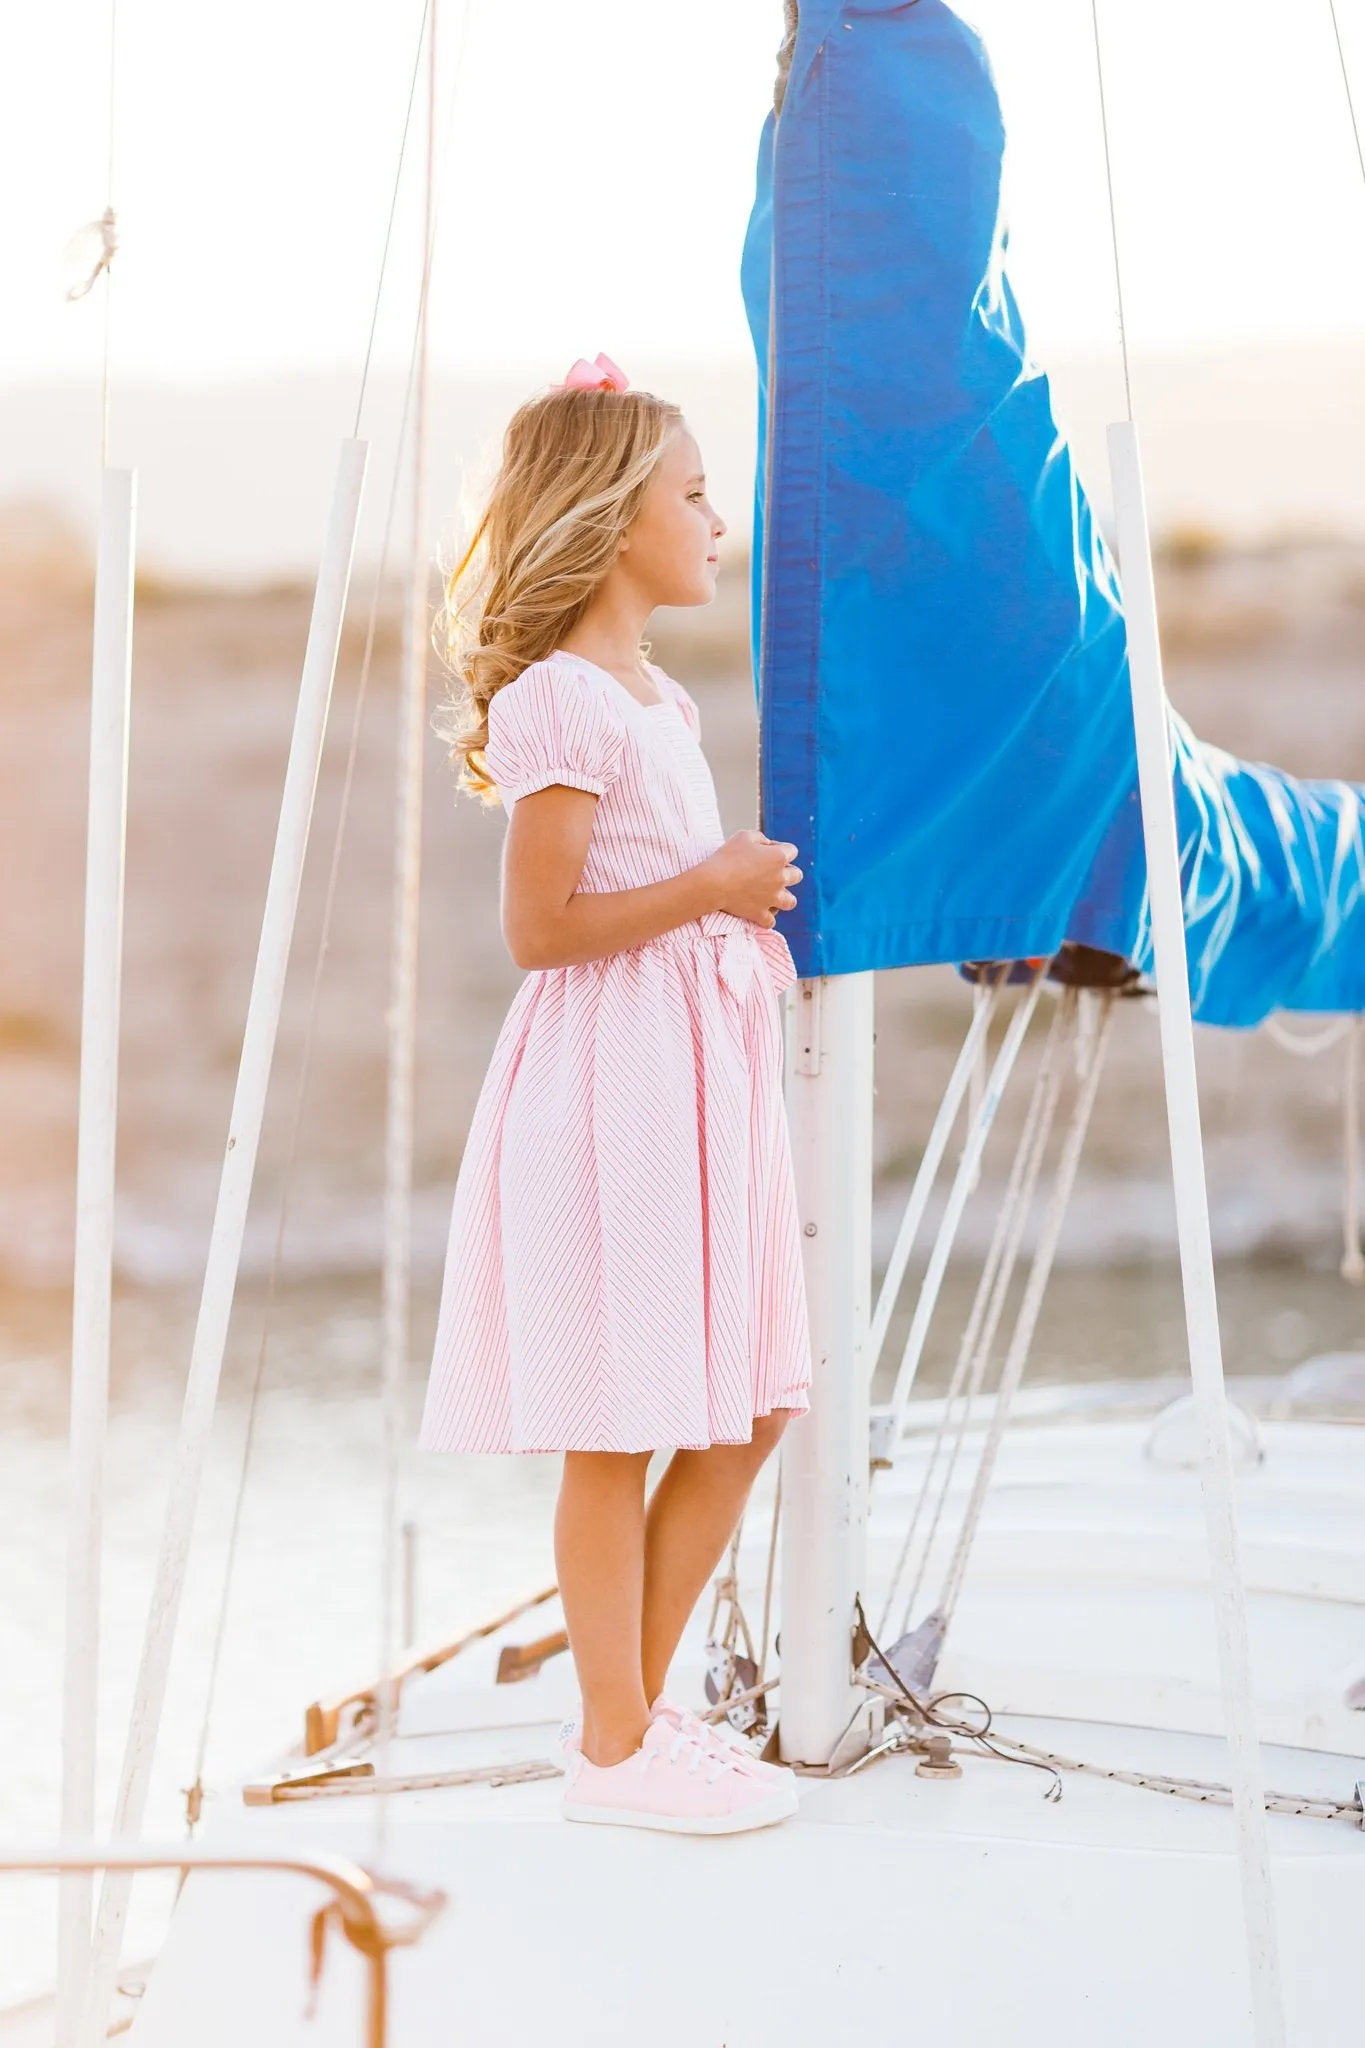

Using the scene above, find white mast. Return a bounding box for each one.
[765,14,878,1770]
[1109,420,1284,2047]
[779,972,875,1765]
[57,467,135,2048]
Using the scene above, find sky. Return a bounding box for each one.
[4,0,1365,404]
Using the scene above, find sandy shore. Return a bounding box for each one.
[2,527,1364,1289]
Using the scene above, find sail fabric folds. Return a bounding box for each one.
[742,0,1365,1025]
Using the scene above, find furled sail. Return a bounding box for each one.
[742,0,1365,1027]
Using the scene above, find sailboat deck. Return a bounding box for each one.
[126,1405,1365,2046]
[130,1702,1365,2047]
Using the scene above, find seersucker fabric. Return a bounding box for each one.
[418,651,812,1455]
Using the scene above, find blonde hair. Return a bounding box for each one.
[434,383,683,801]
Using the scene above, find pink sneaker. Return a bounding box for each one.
[649,1695,795,1787]
[556,1699,793,1787]
[561,1718,798,1835]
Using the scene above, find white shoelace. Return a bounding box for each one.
[674,1708,748,1757]
[641,1726,746,1784]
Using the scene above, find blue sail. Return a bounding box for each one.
[742,0,1365,1027]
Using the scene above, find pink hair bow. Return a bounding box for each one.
[560,351,630,393]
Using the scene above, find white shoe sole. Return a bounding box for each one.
[565,1742,795,1792]
[561,1784,798,1835]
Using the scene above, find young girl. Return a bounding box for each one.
[418,352,812,1836]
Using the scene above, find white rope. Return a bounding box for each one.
[964,980,988,1191]
[61,1,120,456]
[877,993,1071,1632]
[938,992,1115,1623]
[1262,1013,1354,1058]
[374,7,438,1857]
[1327,0,1365,196]
[375,0,474,1847]
[986,1732,1363,1829]
[885,974,1045,1431]
[354,0,433,439]
[855,1686,1363,1828]
[1259,1015,1365,1279]
[889,993,1077,1640]
[1088,0,1132,422]
[867,978,999,1377]
[1343,1016,1364,1283]
[758,1470,781,1679]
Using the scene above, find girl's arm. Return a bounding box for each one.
[501,785,797,971]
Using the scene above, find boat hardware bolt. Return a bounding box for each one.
[915,1734,962,1780]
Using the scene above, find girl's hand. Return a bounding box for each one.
[702,831,802,929]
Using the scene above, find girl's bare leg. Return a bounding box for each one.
[640,1411,794,1707]
[555,1449,653,1766]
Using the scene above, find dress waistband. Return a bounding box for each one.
[661,911,798,1001]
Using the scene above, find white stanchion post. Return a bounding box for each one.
[57,468,136,2048]
[78,439,368,2046]
[1108,419,1285,2048]
[779,971,874,1765]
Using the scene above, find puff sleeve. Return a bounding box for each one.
[483,659,627,808]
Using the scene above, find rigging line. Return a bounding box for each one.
[1327,0,1365,194]
[758,1470,781,1678]
[374,0,473,1848]
[1088,0,1133,423]
[375,4,439,1853]
[939,991,1116,1623]
[877,997,1068,1637]
[1262,1013,1354,1058]
[898,993,1077,1638]
[186,3,473,1817]
[354,0,433,440]
[1343,1015,1364,1282]
[884,969,1046,1436]
[100,0,118,464]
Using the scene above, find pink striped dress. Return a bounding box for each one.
[418,650,812,1455]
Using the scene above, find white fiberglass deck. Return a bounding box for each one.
[128,1410,1365,2048]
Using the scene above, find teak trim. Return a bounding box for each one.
[304,1584,559,1756]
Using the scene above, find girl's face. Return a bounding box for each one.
[619,426,726,608]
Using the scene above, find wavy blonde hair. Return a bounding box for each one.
[433,383,683,802]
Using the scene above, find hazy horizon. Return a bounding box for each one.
[4,336,1365,583]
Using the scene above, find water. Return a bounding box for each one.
[3,1258,1362,2007]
